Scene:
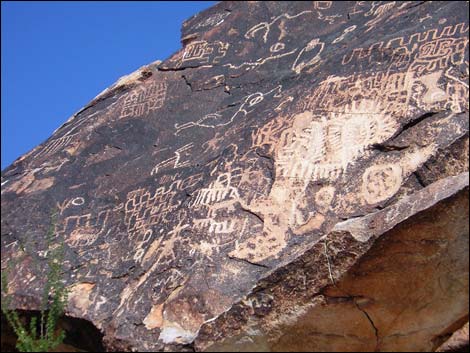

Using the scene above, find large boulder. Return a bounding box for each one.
[1,1,468,351]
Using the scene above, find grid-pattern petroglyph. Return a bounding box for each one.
[124,186,179,238]
[180,40,229,66]
[124,173,204,240]
[120,82,167,118]
[56,209,110,248]
[342,22,469,69]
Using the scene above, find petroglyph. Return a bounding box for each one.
[245,11,312,44]
[292,38,324,74]
[235,95,405,262]
[56,209,110,248]
[363,1,398,33]
[225,11,314,71]
[125,186,179,238]
[120,82,167,118]
[193,12,230,29]
[1,168,53,195]
[190,173,240,208]
[315,186,336,213]
[251,115,290,155]
[175,86,282,134]
[36,134,77,159]
[332,25,357,44]
[312,1,341,24]
[362,164,403,204]
[124,173,204,241]
[151,143,193,176]
[312,1,332,10]
[193,218,238,234]
[56,196,87,215]
[277,101,399,184]
[342,22,469,68]
[178,41,229,66]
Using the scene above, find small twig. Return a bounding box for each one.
[323,241,335,285]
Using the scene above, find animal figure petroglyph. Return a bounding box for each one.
[174,86,282,134]
[226,11,313,71]
[151,143,193,176]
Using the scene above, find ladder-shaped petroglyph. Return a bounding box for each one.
[35,134,77,159]
[193,12,230,30]
[120,82,167,118]
[189,172,240,208]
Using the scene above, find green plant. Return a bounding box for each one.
[1,211,69,352]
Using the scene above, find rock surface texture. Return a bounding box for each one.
[1,1,469,351]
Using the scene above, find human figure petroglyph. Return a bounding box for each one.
[277,101,399,185]
[120,82,167,118]
[174,86,282,135]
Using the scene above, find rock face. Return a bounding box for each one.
[1,1,469,351]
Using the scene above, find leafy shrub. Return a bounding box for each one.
[1,211,68,352]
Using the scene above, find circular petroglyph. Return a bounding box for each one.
[71,197,85,206]
[315,186,336,212]
[362,164,403,204]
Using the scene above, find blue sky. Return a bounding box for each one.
[1,1,215,170]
